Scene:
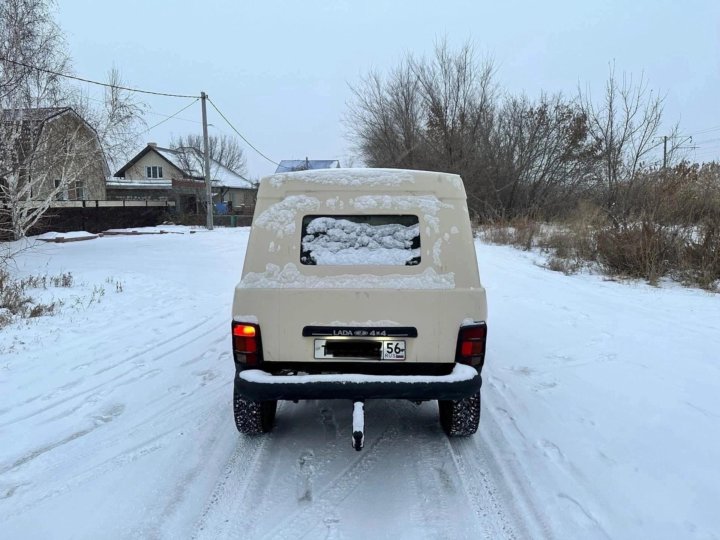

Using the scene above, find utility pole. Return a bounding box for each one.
[663,135,668,169]
[200,91,213,230]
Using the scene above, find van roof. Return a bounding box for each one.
[259,168,466,199]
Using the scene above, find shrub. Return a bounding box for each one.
[595,222,684,284]
[479,218,540,251]
[678,222,720,290]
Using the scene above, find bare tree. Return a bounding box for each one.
[0,0,69,107]
[578,63,664,215]
[1,0,146,241]
[1,109,105,240]
[345,61,426,169]
[170,133,247,176]
[346,40,498,216]
[73,68,146,173]
[168,134,249,209]
[488,94,596,217]
[413,40,496,175]
[1,0,74,241]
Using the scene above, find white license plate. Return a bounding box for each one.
[381,340,406,360]
[313,339,406,360]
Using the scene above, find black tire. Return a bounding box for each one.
[233,386,277,434]
[439,391,480,436]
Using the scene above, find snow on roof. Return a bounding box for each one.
[153,146,202,177]
[106,178,172,189]
[115,144,254,189]
[212,161,255,189]
[275,159,340,173]
[262,168,465,198]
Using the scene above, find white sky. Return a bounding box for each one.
[56,0,720,178]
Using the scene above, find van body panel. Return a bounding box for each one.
[232,168,487,376]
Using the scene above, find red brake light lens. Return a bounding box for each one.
[456,322,487,367]
[233,324,256,337]
[232,322,260,365]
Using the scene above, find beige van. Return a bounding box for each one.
[231,168,487,448]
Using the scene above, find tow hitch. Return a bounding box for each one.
[352,400,364,451]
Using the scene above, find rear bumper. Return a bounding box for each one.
[235,364,481,401]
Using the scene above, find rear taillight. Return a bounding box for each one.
[232,322,261,366]
[456,322,487,367]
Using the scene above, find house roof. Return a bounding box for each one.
[115,144,254,189]
[1,107,72,124]
[106,178,172,189]
[275,159,341,173]
[114,145,188,179]
[1,107,110,177]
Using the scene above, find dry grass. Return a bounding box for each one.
[479,218,541,251]
[480,207,719,291]
[480,164,720,291]
[0,268,74,329]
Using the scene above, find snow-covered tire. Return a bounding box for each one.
[233,387,277,434]
[438,391,480,436]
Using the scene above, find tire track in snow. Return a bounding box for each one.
[1,385,230,519]
[403,405,458,540]
[261,421,399,540]
[192,399,540,540]
[192,427,272,539]
[445,434,518,540]
[471,387,555,539]
[0,333,231,517]
[194,401,400,540]
[0,317,227,428]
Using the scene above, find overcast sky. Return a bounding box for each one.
[56,0,720,178]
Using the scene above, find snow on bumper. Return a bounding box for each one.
[235,364,481,401]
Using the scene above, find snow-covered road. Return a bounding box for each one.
[0,228,718,539]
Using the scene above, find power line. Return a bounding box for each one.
[206,97,279,166]
[76,93,203,126]
[0,56,199,99]
[143,98,199,133]
[687,125,720,137]
[692,137,720,146]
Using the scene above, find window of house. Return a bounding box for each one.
[76,181,85,200]
[146,166,163,179]
[54,179,67,201]
[300,215,421,266]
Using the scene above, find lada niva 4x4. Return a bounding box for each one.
[231,168,488,449]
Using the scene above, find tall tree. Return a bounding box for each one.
[0,0,69,107]
[170,133,248,176]
[578,63,664,216]
[0,0,145,240]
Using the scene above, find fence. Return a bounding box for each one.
[16,200,177,238]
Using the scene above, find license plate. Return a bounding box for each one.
[381,340,406,360]
[313,339,406,360]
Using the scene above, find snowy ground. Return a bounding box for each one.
[0,228,718,539]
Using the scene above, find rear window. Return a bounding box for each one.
[300,215,421,266]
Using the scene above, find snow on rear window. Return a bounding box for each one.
[300,215,421,266]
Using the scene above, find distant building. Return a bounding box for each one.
[0,107,108,201]
[111,143,256,214]
[275,158,341,173]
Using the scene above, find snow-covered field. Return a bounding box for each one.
[0,228,718,539]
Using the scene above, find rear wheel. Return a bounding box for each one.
[233,387,277,434]
[439,391,480,436]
